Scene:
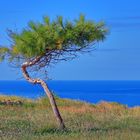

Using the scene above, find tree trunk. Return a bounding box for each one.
[39,80,65,129]
[21,59,65,129]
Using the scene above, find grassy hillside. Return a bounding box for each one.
[0,95,140,140]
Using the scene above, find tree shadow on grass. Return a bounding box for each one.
[34,128,77,136]
[34,127,111,136]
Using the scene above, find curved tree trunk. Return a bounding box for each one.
[21,58,65,129]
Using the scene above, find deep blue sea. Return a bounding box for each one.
[0,80,140,107]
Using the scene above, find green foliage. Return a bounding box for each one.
[0,15,108,62]
[0,47,10,62]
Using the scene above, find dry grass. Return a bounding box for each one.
[0,95,140,140]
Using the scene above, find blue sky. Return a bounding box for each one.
[0,0,140,80]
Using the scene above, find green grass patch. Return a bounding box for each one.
[0,95,140,140]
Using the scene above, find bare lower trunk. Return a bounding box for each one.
[39,80,65,129]
[21,59,65,129]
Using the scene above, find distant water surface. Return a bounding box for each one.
[0,80,140,107]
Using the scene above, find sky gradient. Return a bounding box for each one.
[0,0,140,80]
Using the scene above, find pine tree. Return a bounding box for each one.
[0,15,108,129]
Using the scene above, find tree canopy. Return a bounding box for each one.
[0,15,107,70]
